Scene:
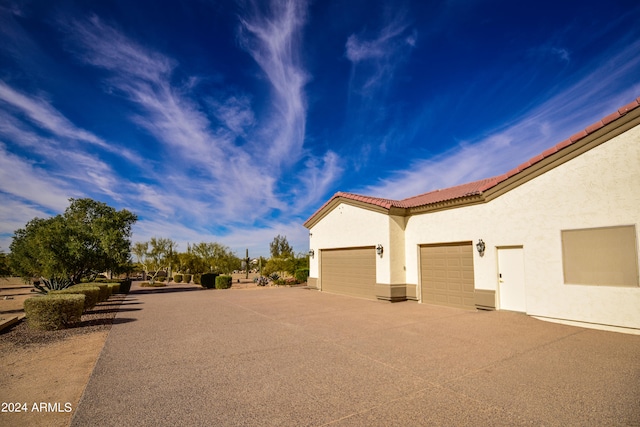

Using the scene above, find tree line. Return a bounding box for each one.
[3,198,308,283]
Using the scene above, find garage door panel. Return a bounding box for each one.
[321,247,376,300]
[420,243,476,310]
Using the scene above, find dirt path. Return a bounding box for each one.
[0,331,108,427]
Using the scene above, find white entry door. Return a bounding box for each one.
[498,247,526,312]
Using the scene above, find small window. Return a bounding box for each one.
[562,225,639,287]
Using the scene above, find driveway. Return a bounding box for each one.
[72,284,640,426]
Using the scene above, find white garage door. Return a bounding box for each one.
[420,243,476,310]
[321,247,376,300]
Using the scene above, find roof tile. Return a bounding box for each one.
[619,100,639,115]
[569,130,588,142]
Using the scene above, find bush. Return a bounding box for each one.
[106,283,121,294]
[118,279,132,293]
[183,274,191,284]
[294,268,309,283]
[51,286,99,311]
[174,274,183,283]
[215,275,232,289]
[24,294,85,330]
[201,273,218,289]
[140,282,167,287]
[193,274,201,285]
[73,283,109,302]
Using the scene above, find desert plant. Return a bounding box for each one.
[24,294,85,330]
[254,276,269,286]
[174,274,183,283]
[268,273,279,281]
[33,276,73,295]
[140,282,167,287]
[294,268,309,283]
[51,286,99,311]
[183,274,191,284]
[201,272,218,289]
[73,283,109,302]
[215,275,232,289]
[193,274,201,285]
[118,279,132,293]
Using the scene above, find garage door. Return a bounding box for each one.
[420,243,475,310]
[321,247,376,299]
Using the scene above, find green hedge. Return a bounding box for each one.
[72,283,109,302]
[174,274,183,283]
[183,274,191,284]
[24,294,85,330]
[51,287,99,311]
[193,274,201,285]
[118,279,132,293]
[106,283,121,294]
[215,275,232,289]
[201,273,218,289]
[295,268,309,283]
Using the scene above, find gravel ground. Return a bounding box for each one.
[0,293,126,349]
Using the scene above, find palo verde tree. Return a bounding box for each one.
[132,237,178,283]
[190,242,241,274]
[9,198,137,283]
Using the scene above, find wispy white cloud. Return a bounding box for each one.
[358,38,640,200]
[239,0,309,165]
[345,11,416,94]
[0,141,74,211]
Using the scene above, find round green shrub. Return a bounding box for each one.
[118,279,132,293]
[295,268,309,283]
[174,274,183,283]
[215,275,232,289]
[24,294,85,330]
[51,286,99,311]
[140,282,167,287]
[183,274,191,284]
[193,274,201,285]
[201,273,218,289]
[73,283,109,302]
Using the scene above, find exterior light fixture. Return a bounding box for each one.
[376,244,384,256]
[308,249,314,258]
[476,239,485,255]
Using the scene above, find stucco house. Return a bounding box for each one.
[304,98,640,333]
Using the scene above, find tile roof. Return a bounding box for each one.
[304,97,640,226]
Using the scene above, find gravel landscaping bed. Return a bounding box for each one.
[0,293,126,349]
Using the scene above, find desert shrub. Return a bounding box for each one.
[174,274,183,283]
[193,274,201,285]
[268,273,279,281]
[118,279,132,293]
[140,282,167,287]
[183,274,191,284]
[201,273,218,289]
[273,278,286,286]
[215,275,232,289]
[33,276,73,295]
[254,276,269,286]
[24,294,85,330]
[51,286,99,311]
[73,283,109,302]
[294,268,309,283]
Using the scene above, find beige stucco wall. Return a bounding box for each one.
[405,124,640,329]
[308,203,401,286]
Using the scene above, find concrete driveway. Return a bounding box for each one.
[72,284,640,426]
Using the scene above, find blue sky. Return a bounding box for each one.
[1,0,639,258]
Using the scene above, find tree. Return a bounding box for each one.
[9,198,137,283]
[132,238,177,283]
[0,251,11,277]
[269,235,293,258]
[191,242,240,274]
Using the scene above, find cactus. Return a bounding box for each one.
[34,276,73,295]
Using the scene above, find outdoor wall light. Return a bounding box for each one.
[308,249,314,258]
[376,244,384,256]
[476,239,486,256]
